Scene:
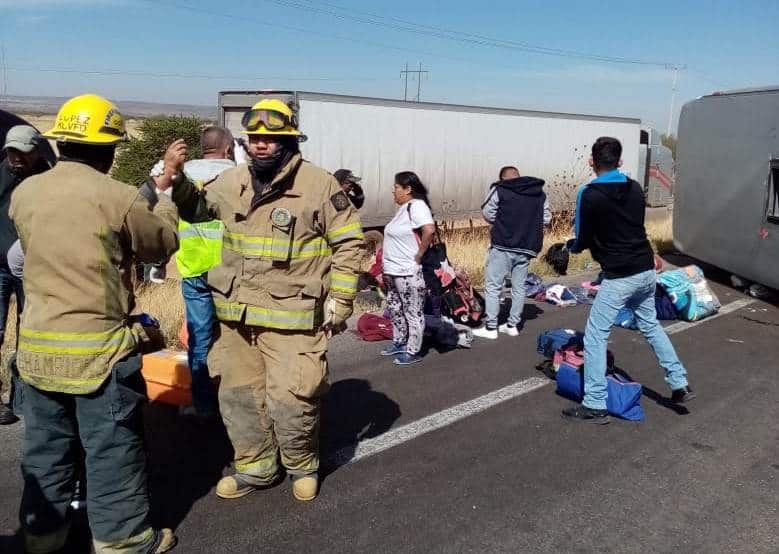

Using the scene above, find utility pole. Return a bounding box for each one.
[0,41,7,98]
[666,64,686,137]
[400,62,428,102]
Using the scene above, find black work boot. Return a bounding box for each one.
[0,402,19,425]
[561,404,610,425]
[671,386,696,404]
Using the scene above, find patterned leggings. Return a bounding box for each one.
[383,269,427,355]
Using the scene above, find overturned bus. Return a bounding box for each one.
[674,86,779,290]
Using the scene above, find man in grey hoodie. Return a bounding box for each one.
[150,127,235,418]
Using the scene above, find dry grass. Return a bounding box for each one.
[442,213,674,287]
[0,215,674,390]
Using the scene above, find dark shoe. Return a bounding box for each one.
[393,352,422,366]
[380,343,406,357]
[0,403,19,425]
[561,404,610,424]
[670,386,696,404]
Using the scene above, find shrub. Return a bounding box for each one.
[112,115,209,186]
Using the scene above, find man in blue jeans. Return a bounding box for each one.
[151,127,235,419]
[474,165,551,339]
[562,137,695,424]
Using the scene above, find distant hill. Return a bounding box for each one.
[1,95,216,119]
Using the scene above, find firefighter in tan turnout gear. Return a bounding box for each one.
[10,94,180,552]
[153,98,364,501]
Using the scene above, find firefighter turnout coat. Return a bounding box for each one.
[9,161,179,394]
[171,154,364,329]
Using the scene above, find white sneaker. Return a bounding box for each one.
[499,324,520,337]
[473,326,498,340]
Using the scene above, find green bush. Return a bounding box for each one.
[112,115,209,186]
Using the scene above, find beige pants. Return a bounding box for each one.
[209,323,329,482]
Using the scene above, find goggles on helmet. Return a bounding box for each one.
[241,109,293,132]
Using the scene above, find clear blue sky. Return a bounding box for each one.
[2,0,778,132]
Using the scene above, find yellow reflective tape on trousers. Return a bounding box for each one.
[331,272,358,295]
[327,221,364,244]
[213,299,314,330]
[222,231,331,259]
[235,455,278,476]
[18,327,136,356]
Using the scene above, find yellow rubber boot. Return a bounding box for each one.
[154,529,177,553]
[292,475,318,502]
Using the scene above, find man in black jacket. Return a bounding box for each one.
[562,137,694,424]
[474,165,551,339]
[0,125,51,424]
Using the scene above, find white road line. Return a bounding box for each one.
[664,298,755,335]
[328,297,756,469]
[325,377,550,468]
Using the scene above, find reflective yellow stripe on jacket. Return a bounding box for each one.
[214,300,315,330]
[331,272,358,297]
[17,326,138,393]
[223,231,332,259]
[19,327,136,356]
[327,222,364,244]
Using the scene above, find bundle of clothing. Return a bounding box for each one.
[354,311,473,349]
[520,272,596,307]
[614,265,720,328]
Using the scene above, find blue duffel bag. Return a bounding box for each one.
[537,329,584,358]
[556,362,645,421]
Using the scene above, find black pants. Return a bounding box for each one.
[17,353,153,550]
[0,264,24,348]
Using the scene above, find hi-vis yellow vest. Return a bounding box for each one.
[175,219,224,278]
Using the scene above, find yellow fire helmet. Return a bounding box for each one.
[241,98,307,141]
[43,93,128,145]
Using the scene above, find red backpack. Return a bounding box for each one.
[356,313,394,341]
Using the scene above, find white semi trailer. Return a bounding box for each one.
[219,90,642,228]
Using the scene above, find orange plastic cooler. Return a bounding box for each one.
[141,350,192,406]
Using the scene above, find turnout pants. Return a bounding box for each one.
[209,323,329,483]
[17,353,158,554]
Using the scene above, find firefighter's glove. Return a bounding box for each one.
[323,297,353,336]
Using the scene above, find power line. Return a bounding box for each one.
[0,42,7,97]
[145,0,676,75]
[266,0,677,67]
[5,65,380,82]
[144,0,509,71]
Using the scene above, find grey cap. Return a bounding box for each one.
[4,125,43,153]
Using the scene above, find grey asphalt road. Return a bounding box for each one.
[1,277,777,554]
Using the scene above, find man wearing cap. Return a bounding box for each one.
[333,168,365,209]
[0,125,51,425]
[152,98,364,502]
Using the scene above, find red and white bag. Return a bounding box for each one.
[553,345,615,371]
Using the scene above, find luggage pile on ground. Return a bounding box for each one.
[536,329,645,421]
[615,264,720,328]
